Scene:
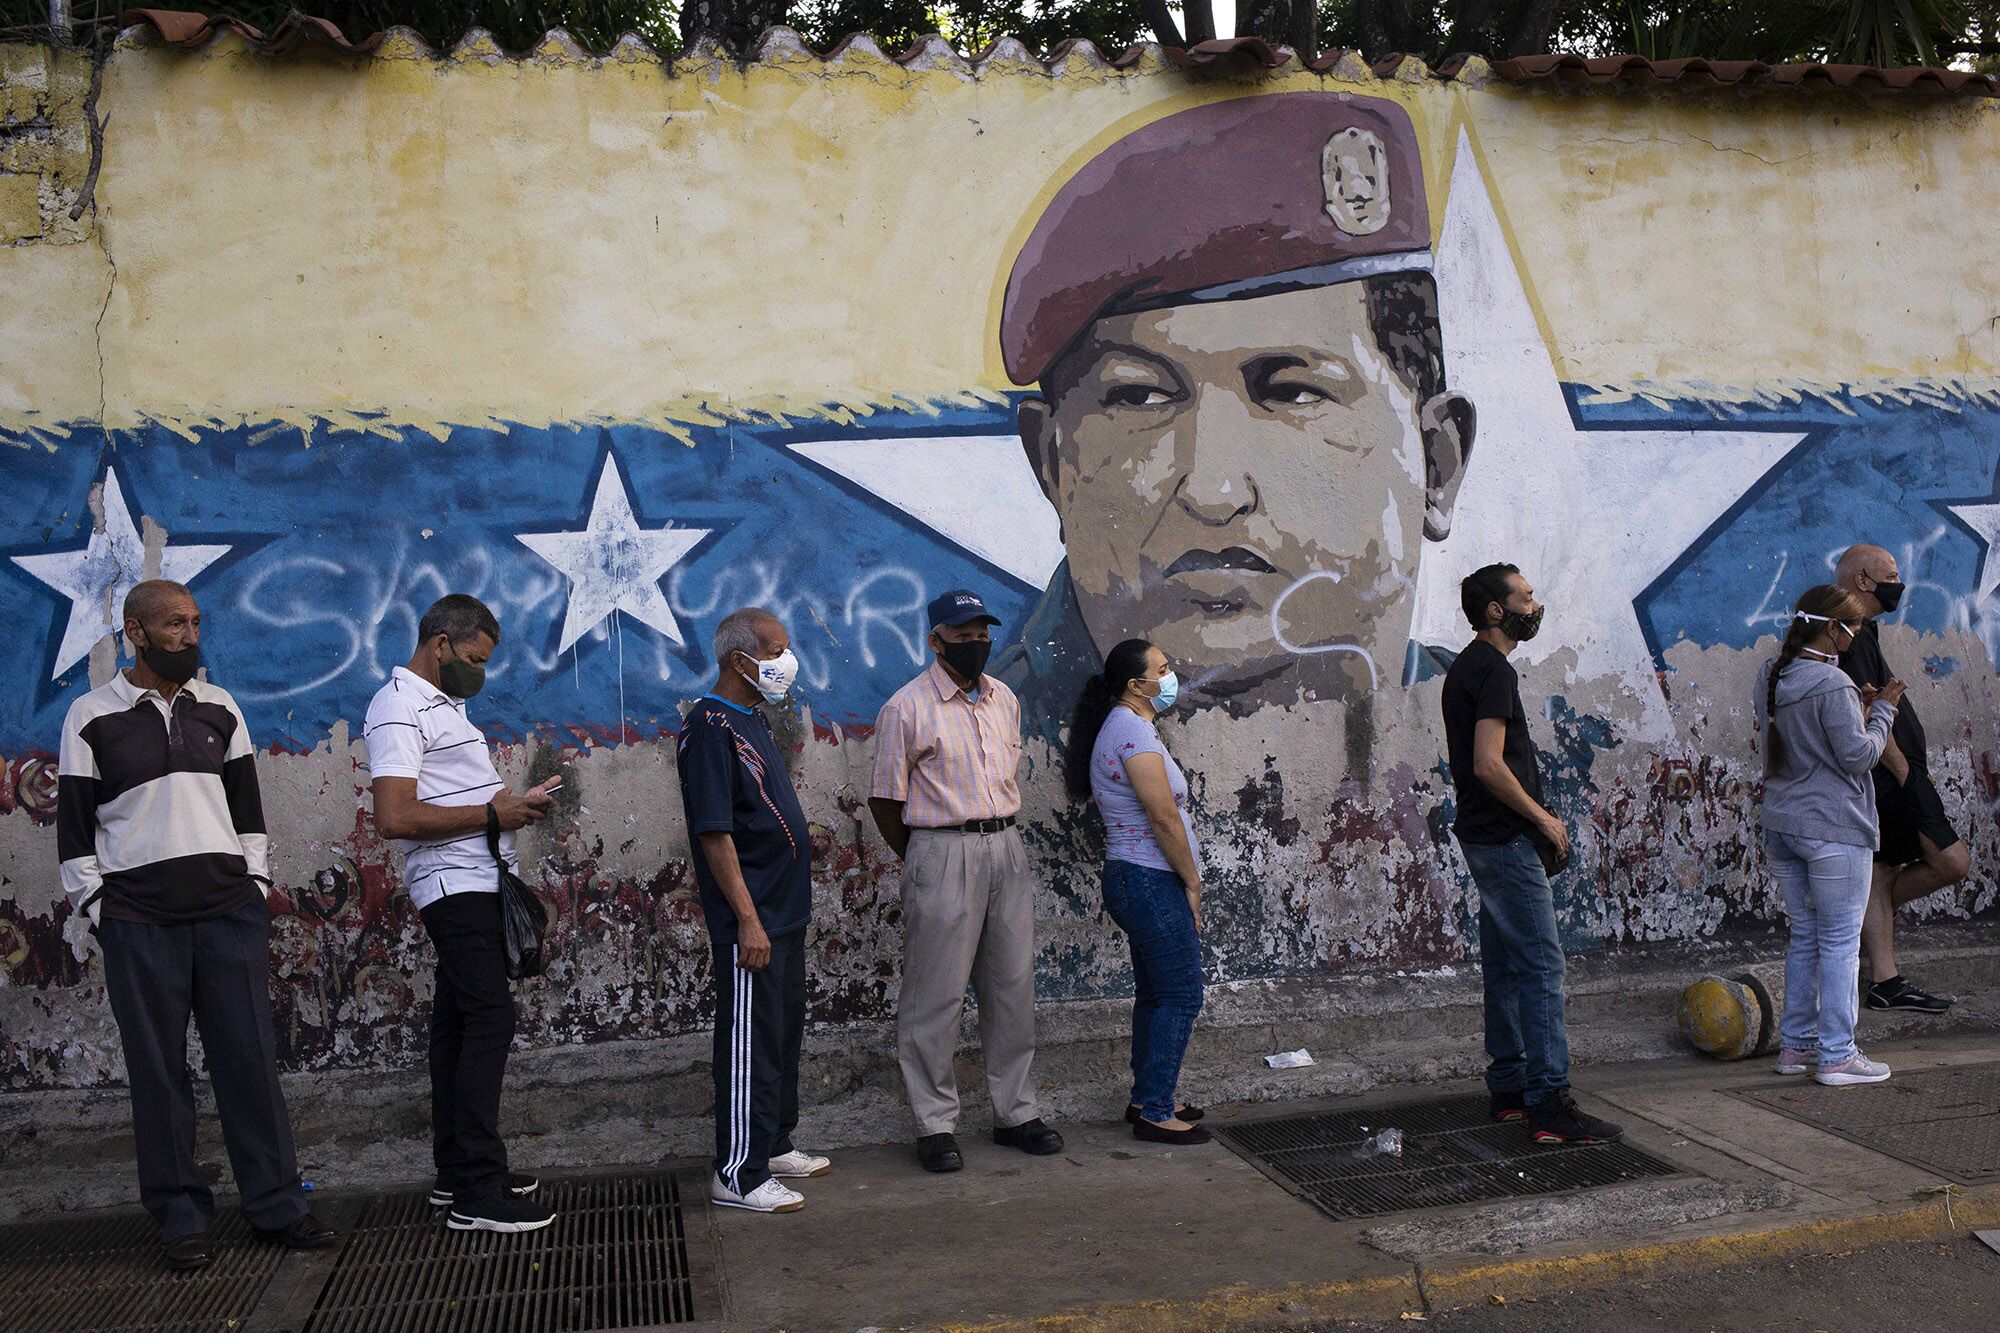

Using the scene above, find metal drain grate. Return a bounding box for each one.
[302,1171,697,1332]
[0,1208,281,1333]
[1736,1062,2000,1183]
[1217,1093,1680,1221]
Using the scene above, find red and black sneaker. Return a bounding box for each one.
[1527,1093,1623,1145]
[1488,1089,1527,1123]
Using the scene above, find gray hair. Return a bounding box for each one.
[417,594,501,649]
[124,579,193,629]
[714,607,780,667]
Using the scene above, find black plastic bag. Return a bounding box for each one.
[487,804,549,980]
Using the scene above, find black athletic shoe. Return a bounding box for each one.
[1489,1090,1527,1123]
[1527,1093,1623,1145]
[1866,977,1952,1013]
[429,1172,540,1207]
[447,1194,555,1234]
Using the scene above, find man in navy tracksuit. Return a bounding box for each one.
[677,606,827,1213]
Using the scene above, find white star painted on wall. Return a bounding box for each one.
[517,453,712,653]
[1411,128,1809,738]
[1936,484,2000,605]
[11,467,232,680]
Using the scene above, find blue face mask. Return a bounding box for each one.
[1151,670,1180,712]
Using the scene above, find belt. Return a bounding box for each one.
[939,816,1016,834]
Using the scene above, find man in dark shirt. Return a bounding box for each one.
[1836,544,1968,1013]
[677,607,827,1214]
[1442,564,1621,1146]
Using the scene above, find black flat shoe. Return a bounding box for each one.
[1125,1103,1205,1125]
[1132,1119,1212,1145]
[163,1232,212,1271]
[254,1211,338,1249]
[917,1132,963,1173]
[992,1118,1064,1155]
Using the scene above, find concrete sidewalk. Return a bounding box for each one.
[684,1031,2000,1331]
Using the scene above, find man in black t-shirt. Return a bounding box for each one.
[1835,544,1968,1013]
[1442,564,1622,1147]
[677,607,828,1214]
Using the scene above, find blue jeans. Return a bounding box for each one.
[1764,831,1873,1065]
[1101,859,1203,1122]
[1459,836,1570,1106]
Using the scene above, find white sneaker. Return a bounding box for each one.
[768,1150,831,1178]
[1815,1053,1891,1086]
[710,1174,805,1213]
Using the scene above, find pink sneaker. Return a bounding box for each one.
[1775,1048,1813,1076]
[1814,1053,1891,1086]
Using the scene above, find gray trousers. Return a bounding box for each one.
[99,895,308,1241]
[896,826,1040,1136]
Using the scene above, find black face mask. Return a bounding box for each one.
[135,633,200,685]
[438,645,486,700]
[1871,580,1905,614]
[936,637,992,684]
[1497,606,1545,643]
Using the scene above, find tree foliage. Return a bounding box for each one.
[6,0,1999,67]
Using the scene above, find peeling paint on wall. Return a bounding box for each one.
[3,40,1999,1092]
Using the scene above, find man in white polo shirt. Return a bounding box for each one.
[364,594,559,1233]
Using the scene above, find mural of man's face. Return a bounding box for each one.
[1020,281,1473,711]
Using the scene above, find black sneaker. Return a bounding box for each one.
[447,1194,556,1233]
[1489,1090,1527,1123]
[428,1172,540,1208]
[1866,977,1952,1013]
[1527,1093,1623,1145]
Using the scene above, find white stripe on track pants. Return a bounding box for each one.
[710,928,807,1194]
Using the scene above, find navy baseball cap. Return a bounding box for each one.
[927,589,1000,629]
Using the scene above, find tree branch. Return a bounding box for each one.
[1141,0,1183,47]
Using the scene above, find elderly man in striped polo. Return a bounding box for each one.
[57,579,334,1270]
[870,589,1063,1173]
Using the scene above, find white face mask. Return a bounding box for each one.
[738,648,799,702]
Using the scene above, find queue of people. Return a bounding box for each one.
[53,536,1974,1261]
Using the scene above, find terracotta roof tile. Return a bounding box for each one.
[120,7,383,54]
[109,11,2000,97]
[1493,52,2000,96]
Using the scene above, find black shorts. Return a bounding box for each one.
[1874,767,1962,867]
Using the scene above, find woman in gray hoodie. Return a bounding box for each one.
[1757,584,1905,1087]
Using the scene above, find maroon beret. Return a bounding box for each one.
[1000,93,1432,387]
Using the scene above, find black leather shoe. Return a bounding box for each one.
[917,1132,963,1172]
[163,1232,212,1271]
[1126,1103,1204,1125]
[254,1211,338,1249]
[993,1118,1064,1155]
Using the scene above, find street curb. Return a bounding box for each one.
[938,1274,1423,1331]
[1418,1187,2000,1310]
[939,1187,2000,1330]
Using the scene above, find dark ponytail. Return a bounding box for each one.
[1765,583,1867,779]
[1064,638,1156,802]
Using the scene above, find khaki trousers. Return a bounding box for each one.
[896,826,1041,1136]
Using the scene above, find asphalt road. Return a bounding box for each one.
[1320,1233,2000,1332]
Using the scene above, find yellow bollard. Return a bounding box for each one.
[1677,972,1775,1061]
